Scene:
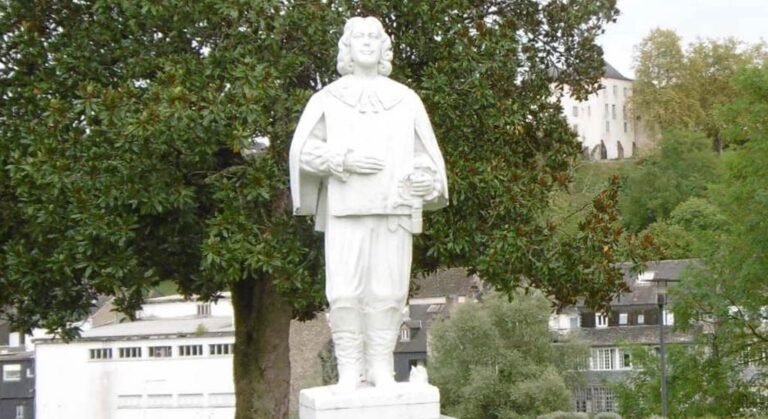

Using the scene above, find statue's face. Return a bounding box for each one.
[349,19,383,69]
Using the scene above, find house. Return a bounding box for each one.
[560,62,654,160]
[393,268,485,382]
[34,295,236,419]
[1,322,35,419]
[550,259,698,413]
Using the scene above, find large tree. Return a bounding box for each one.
[618,129,721,232]
[630,28,766,152]
[430,291,588,418]
[0,1,647,417]
[617,65,768,419]
[672,64,768,402]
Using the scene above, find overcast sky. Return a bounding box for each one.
[599,0,768,79]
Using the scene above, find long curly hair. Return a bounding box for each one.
[336,16,393,76]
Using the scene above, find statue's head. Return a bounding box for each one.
[337,16,393,76]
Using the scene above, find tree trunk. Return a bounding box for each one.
[713,131,723,154]
[231,276,293,419]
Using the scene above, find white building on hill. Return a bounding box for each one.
[35,295,236,419]
[561,62,653,160]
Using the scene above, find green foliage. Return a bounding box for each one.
[318,339,338,386]
[430,292,588,419]
[615,344,761,418]
[671,65,768,408]
[619,130,720,232]
[0,0,642,416]
[631,29,766,149]
[593,413,622,419]
[641,197,726,259]
[619,66,768,419]
[0,0,639,333]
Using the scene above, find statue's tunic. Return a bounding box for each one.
[289,75,448,310]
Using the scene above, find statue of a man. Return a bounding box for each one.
[289,16,448,391]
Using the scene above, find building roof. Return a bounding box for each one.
[395,303,446,354]
[411,268,481,299]
[0,350,33,362]
[578,259,699,308]
[604,61,633,81]
[575,325,695,346]
[36,316,234,343]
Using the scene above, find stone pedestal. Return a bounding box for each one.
[299,382,441,419]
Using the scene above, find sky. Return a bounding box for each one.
[599,0,768,79]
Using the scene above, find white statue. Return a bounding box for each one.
[289,16,448,391]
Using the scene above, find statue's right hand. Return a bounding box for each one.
[343,152,385,174]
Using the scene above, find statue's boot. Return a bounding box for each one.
[329,306,364,392]
[364,307,402,388]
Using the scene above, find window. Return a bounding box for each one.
[664,310,675,326]
[3,364,21,382]
[622,105,627,119]
[400,325,411,342]
[611,104,616,120]
[118,347,142,359]
[573,124,579,135]
[572,106,578,117]
[621,350,632,369]
[638,271,655,282]
[209,393,236,407]
[574,389,588,412]
[604,104,609,118]
[26,368,33,378]
[619,313,628,325]
[15,405,25,419]
[612,85,618,97]
[605,121,610,134]
[147,394,173,408]
[596,313,609,328]
[587,106,591,117]
[637,314,645,325]
[178,394,204,408]
[90,348,113,360]
[149,346,172,358]
[117,395,142,409]
[623,87,629,97]
[179,344,203,357]
[591,348,615,370]
[624,121,628,133]
[197,303,211,317]
[210,343,234,356]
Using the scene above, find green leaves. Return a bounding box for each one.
[431,291,588,418]
[2,0,625,342]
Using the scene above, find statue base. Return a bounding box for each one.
[299,382,441,419]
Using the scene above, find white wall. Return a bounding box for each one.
[562,78,649,159]
[140,298,233,319]
[36,335,236,419]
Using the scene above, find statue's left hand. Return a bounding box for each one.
[410,172,435,197]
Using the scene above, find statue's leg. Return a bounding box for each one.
[363,216,412,387]
[325,216,368,391]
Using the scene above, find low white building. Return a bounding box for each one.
[560,62,654,160]
[35,295,236,419]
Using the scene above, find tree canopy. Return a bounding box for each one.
[630,28,767,151]
[0,1,642,417]
[617,64,768,418]
[430,292,588,418]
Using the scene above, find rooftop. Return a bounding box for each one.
[411,268,482,299]
[395,303,447,354]
[604,61,633,81]
[36,315,234,343]
[575,325,695,346]
[578,259,700,308]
